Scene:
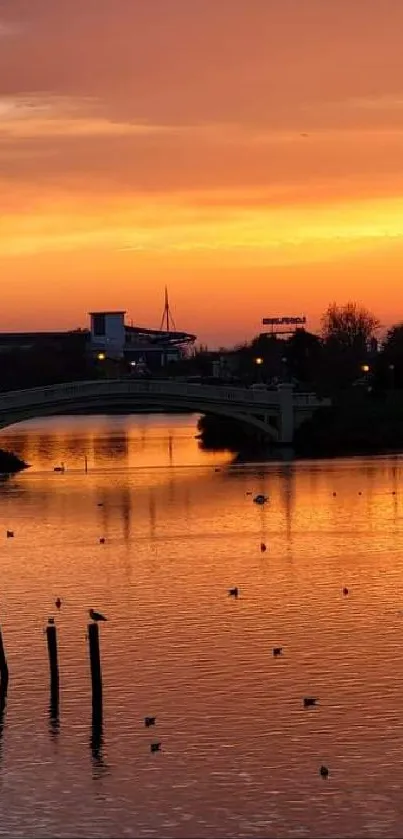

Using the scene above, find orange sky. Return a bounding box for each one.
[1,0,403,346]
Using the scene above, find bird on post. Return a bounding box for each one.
[145,716,156,727]
[228,587,239,598]
[89,608,107,622]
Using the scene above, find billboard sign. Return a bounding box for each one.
[262,316,306,326]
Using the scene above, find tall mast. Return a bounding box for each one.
[159,286,177,332]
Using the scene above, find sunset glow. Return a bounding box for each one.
[2,1,403,344]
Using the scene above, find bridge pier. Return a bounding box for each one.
[277,384,294,444]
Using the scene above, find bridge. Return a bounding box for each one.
[0,380,331,443]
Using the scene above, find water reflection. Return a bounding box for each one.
[2,417,403,837]
[0,414,233,473]
[48,685,60,738]
[90,698,107,779]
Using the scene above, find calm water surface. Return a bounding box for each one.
[1,414,403,838]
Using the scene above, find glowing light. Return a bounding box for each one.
[255,357,264,365]
[97,352,106,361]
[361,364,370,373]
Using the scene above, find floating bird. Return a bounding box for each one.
[55,597,62,609]
[54,464,65,473]
[228,587,239,598]
[253,494,268,505]
[145,716,156,727]
[6,530,14,538]
[342,587,349,596]
[150,742,161,753]
[303,697,318,708]
[246,491,253,496]
[97,502,104,507]
[89,608,107,622]
[215,468,220,472]
[332,492,337,497]
[99,537,105,544]
[320,765,329,778]
[273,647,283,657]
[260,542,267,552]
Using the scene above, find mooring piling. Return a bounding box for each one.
[0,625,9,687]
[46,619,59,730]
[46,620,59,693]
[88,622,103,703]
[0,678,8,764]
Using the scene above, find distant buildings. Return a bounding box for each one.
[0,310,196,386]
[89,311,196,370]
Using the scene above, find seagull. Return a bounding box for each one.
[260,542,267,552]
[273,647,283,657]
[342,587,349,596]
[320,765,329,778]
[99,537,105,544]
[150,742,161,753]
[303,697,318,708]
[89,608,107,622]
[55,597,62,609]
[145,716,156,727]
[228,587,239,598]
[6,530,14,538]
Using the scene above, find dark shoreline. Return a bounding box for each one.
[0,448,28,475]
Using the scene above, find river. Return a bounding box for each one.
[1,413,403,838]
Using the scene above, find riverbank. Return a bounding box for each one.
[0,448,28,474]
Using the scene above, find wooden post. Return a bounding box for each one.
[0,678,8,763]
[0,625,9,686]
[46,621,59,710]
[88,622,102,703]
[84,455,88,474]
[91,693,103,765]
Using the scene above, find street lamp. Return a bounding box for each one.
[254,357,263,366]
[97,352,106,361]
[361,364,370,373]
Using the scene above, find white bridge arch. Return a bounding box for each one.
[0,380,331,443]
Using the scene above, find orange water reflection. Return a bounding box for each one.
[0,413,234,473]
[0,417,403,837]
